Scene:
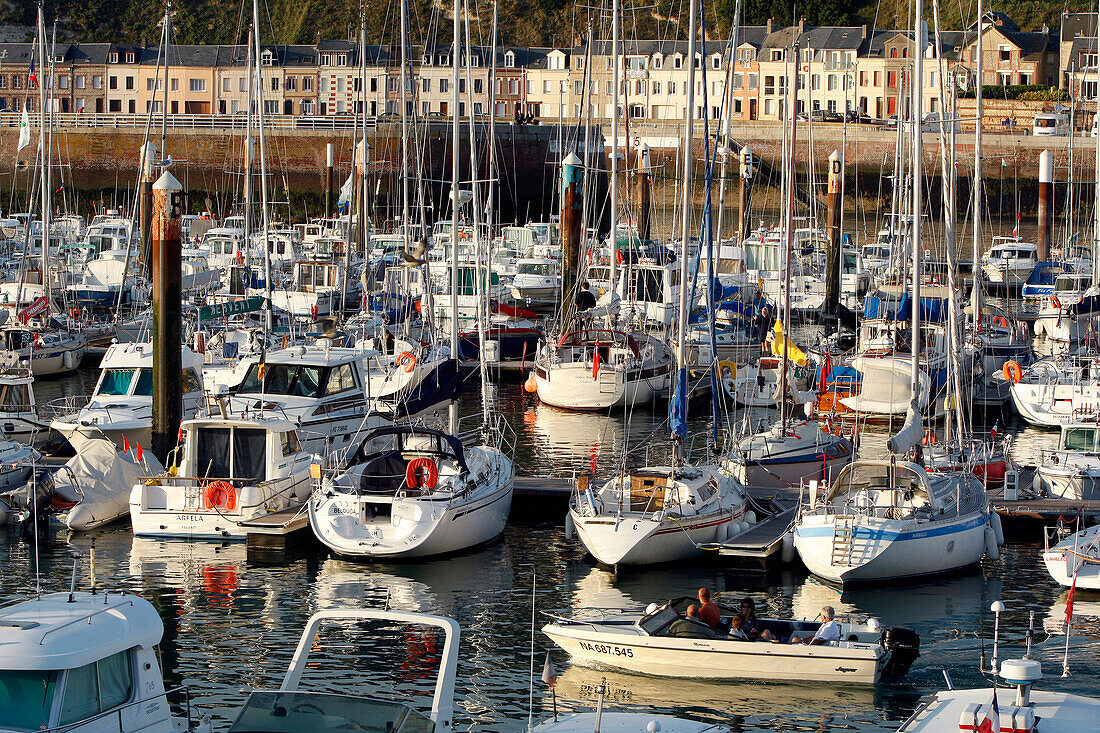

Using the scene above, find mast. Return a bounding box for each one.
[448,0,461,434]
[608,0,620,285]
[244,29,254,245]
[910,0,924,401]
[1094,0,1100,287]
[970,0,984,315]
[487,1,498,235]
[399,0,411,237]
[252,0,272,334]
[778,43,797,424]
[161,1,171,161]
[714,0,742,246]
[36,4,50,303]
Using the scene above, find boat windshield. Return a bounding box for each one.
[237,364,325,397]
[518,262,553,276]
[229,691,434,733]
[0,669,58,731]
[1063,427,1100,453]
[96,368,136,396]
[638,605,680,635]
[195,427,267,483]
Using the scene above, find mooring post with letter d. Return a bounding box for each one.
[152,171,183,464]
[1037,149,1053,260]
[825,149,843,314]
[560,152,583,321]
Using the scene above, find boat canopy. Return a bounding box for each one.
[826,460,934,508]
[351,426,470,477]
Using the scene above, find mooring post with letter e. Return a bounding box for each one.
[151,171,183,464]
[825,149,842,314]
[325,142,334,218]
[560,152,583,321]
[1037,149,1053,260]
[635,142,652,243]
[738,146,754,242]
[138,142,157,280]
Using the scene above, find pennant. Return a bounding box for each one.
[17,107,29,152]
[540,651,557,688]
[1065,573,1077,629]
[134,442,144,464]
[122,435,131,453]
[592,347,600,380]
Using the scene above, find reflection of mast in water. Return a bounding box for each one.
[1045,589,1100,635]
[524,403,636,475]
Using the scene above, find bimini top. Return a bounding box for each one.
[350,426,469,476]
[0,592,163,671]
[557,330,639,353]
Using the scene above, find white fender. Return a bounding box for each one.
[984,525,1000,562]
[781,532,796,564]
[62,350,75,370]
[745,510,757,525]
[1034,320,1045,336]
[991,511,1004,546]
[1033,472,1044,496]
[564,513,575,541]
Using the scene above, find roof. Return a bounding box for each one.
[1062,12,1098,42]
[0,592,163,670]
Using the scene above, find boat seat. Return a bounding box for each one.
[359,450,408,494]
[660,618,723,640]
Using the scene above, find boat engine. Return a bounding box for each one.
[879,626,921,678]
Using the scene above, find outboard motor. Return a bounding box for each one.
[880,626,921,679]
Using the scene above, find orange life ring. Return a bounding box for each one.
[922,430,938,446]
[204,481,237,511]
[1051,295,1061,309]
[405,457,438,490]
[235,251,243,265]
[615,249,625,264]
[458,230,470,240]
[991,315,1009,328]
[396,351,417,373]
[68,307,80,320]
[1003,361,1023,383]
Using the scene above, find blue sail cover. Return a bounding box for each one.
[863,294,947,322]
[670,367,689,440]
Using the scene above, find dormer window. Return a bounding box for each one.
[653,53,663,69]
[439,55,449,65]
[673,54,683,69]
[421,54,431,66]
[693,54,701,68]
[261,49,275,66]
[504,50,515,68]
[770,49,782,61]
[711,54,721,69]
[470,55,480,67]
[109,52,118,63]
[125,52,135,63]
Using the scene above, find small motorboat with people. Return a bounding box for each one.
[898,602,1100,732]
[1043,522,1100,590]
[1034,422,1100,500]
[308,426,514,559]
[540,595,920,685]
[0,589,211,733]
[129,411,315,540]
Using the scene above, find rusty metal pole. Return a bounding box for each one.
[738,146,754,242]
[825,149,842,314]
[635,142,651,243]
[325,142,334,218]
[138,142,156,279]
[560,152,583,322]
[151,171,183,464]
[1037,149,1053,260]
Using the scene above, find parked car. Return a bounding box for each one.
[822,111,843,123]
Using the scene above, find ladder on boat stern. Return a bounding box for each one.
[830,515,855,567]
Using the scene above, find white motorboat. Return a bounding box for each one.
[720,357,781,407]
[540,596,920,685]
[981,236,1039,284]
[0,323,87,377]
[309,426,514,559]
[0,590,210,733]
[52,437,164,531]
[1043,523,1100,590]
[725,420,853,489]
[1034,422,1100,500]
[532,329,672,411]
[225,607,458,733]
[510,257,560,303]
[1009,353,1100,427]
[49,342,205,452]
[899,604,1100,733]
[793,460,999,585]
[0,353,46,441]
[567,465,753,566]
[129,413,314,540]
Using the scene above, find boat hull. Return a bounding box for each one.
[571,507,742,566]
[534,363,670,411]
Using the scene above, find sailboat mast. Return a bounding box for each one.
[161,2,171,160]
[36,5,50,300]
[244,29,254,245]
[970,0,983,314]
[714,0,742,245]
[1094,0,1100,287]
[910,0,924,395]
[778,43,798,424]
[448,0,462,434]
[675,0,697,375]
[399,0,411,236]
[252,0,273,334]
[608,0,620,284]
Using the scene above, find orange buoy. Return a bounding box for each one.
[524,373,538,393]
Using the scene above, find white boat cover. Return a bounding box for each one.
[839,356,927,415]
[887,401,924,455]
[55,438,164,531]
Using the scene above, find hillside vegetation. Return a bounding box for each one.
[4,0,1072,49]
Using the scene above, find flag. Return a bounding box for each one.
[820,352,832,390]
[976,690,999,733]
[28,56,36,86]
[122,435,131,453]
[134,442,144,464]
[1012,212,1021,238]
[17,107,29,152]
[990,421,998,440]
[540,651,557,688]
[592,346,600,380]
[1065,573,1078,629]
[1000,158,1007,168]
[336,173,353,210]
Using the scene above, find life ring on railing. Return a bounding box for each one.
[717,360,737,381]
[204,481,237,512]
[405,457,438,490]
[1003,361,1023,383]
[991,315,1009,329]
[615,249,625,265]
[1051,295,1062,309]
[396,351,417,373]
[235,251,244,265]
[310,304,318,320]
[68,307,80,321]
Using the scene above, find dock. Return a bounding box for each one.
[513,476,573,500]
[989,468,1100,523]
[241,506,314,562]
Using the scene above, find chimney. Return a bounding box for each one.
[767,18,774,35]
[862,24,869,39]
[798,17,805,35]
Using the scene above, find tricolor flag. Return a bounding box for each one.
[540,651,557,688]
[1012,212,1021,238]
[28,56,37,87]
[976,690,999,733]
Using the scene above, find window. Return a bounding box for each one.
[423,77,430,92]
[827,74,837,91]
[109,52,118,63]
[738,49,753,67]
[668,81,676,94]
[239,77,247,92]
[108,76,117,90]
[0,76,6,90]
[190,78,205,92]
[873,70,880,86]
[764,76,775,95]
[630,103,645,118]
[673,55,683,69]
[125,52,135,63]
[270,77,278,92]
[652,81,661,94]
[748,73,757,89]
[182,368,201,394]
[504,51,515,68]
[264,100,278,113]
[473,78,482,94]
[422,101,429,114]
[770,50,782,61]
[473,102,482,114]
[281,431,301,456]
[57,75,67,90]
[543,80,551,93]
[999,46,1010,62]
[459,78,466,94]
[222,77,231,92]
[627,56,646,70]
[811,74,819,90]
[146,78,157,91]
[303,76,312,91]
[653,54,663,69]
[574,79,583,95]
[548,54,565,70]
[635,80,645,94]
[285,76,297,91]
[509,79,518,95]
[125,76,134,90]
[440,78,448,93]
[712,54,721,69]
[58,651,133,726]
[76,76,85,89]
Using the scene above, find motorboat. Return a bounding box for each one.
[1034,422,1100,500]
[50,437,164,531]
[1043,523,1100,590]
[540,596,920,685]
[567,465,754,566]
[1009,353,1100,427]
[981,237,1039,284]
[129,413,314,539]
[725,420,853,489]
[0,353,46,441]
[309,426,514,559]
[225,607,458,733]
[0,590,210,733]
[532,329,672,411]
[793,460,999,585]
[0,322,87,377]
[49,342,205,452]
[509,257,560,305]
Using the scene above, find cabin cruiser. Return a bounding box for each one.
[50,342,205,452]
[0,321,87,377]
[129,413,314,539]
[981,237,1039,284]
[567,465,753,566]
[1034,278,1100,343]
[1009,352,1100,427]
[793,460,998,585]
[1034,422,1100,500]
[541,596,919,685]
[532,329,672,411]
[259,259,355,319]
[309,426,514,559]
[66,249,148,312]
[0,352,46,441]
[1043,523,1100,590]
[509,257,560,307]
[0,590,211,733]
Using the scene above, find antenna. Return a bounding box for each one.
[1025,610,1034,659]
[30,459,40,598]
[989,600,1005,679]
[68,557,78,603]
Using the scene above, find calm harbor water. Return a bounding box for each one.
[4,366,1098,732]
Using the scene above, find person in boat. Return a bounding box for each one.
[739,597,775,641]
[697,588,720,629]
[791,606,841,645]
[575,281,597,312]
[728,614,749,641]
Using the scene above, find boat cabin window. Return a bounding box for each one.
[281,430,301,456]
[518,261,553,276]
[97,368,137,396]
[237,363,325,398]
[132,369,154,396]
[182,368,201,394]
[638,605,680,635]
[829,462,928,501]
[0,382,30,409]
[229,691,435,733]
[842,252,859,273]
[0,669,59,731]
[196,426,268,483]
[627,268,664,303]
[58,649,133,726]
[324,363,358,396]
[1063,428,1100,453]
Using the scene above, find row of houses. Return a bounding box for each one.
[1,11,1098,123]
